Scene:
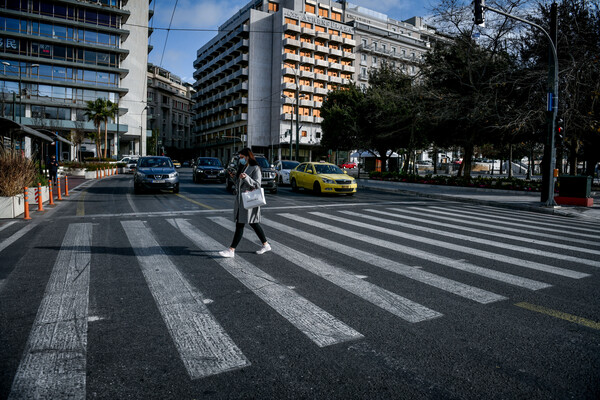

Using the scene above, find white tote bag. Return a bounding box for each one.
[241,188,266,209]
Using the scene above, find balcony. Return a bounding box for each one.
[329,76,342,84]
[282,37,302,49]
[300,56,315,65]
[314,73,328,82]
[284,23,301,33]
[299,85,314,93]
[283,53,300,62]
[300,70,314,79]
[329,62,342,70]
[329,48,343,57]
[300,41,315,51]
[342,65,355,73]
[341,51,355,60]
[315,45,329,54]
[301,27,315,36]
[281,82,297,91]
[343,38,356,46]
[315,59,329,68]
[314,87,328,95]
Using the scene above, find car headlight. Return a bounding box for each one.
[169,172,178,178]
[322,178,335,184]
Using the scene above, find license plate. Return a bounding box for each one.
[152,179,165,183]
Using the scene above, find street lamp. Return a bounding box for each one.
[139,104,147,156]
[2,61,39,124]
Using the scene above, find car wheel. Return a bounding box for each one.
[173,183,179,194]
[291,179,299,192]
[313,182,321,195]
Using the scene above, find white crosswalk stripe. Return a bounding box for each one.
[121,220,250,379]
[277,213,551,290]
[400,206,600,249]
[309,211,589,279]
[259,217,507,303]
[342,209,600,268]
[167,218,364,347]
[209,216,443,322]
[9,223,92,400]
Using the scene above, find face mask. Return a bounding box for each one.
[239,158,247,166]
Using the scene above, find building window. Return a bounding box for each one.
[315,25,325,33]
[342,32,352,39]
[285,17,298,25]
[331,11,341,21]
[305,4,315,14]
[373,42,378,50]
[361,54,367,63]
[329,29,339,36]
[362,38,368,47]
[300,22,313,29]
[391,46,396,54]
[268,2,279,12]
[318,8,328,18]
[372,56,377,66]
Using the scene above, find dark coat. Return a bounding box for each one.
[48,159,59,173]
[233,164,262,223]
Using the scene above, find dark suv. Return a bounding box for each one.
[226,154,277,194]
[192,157,226,183]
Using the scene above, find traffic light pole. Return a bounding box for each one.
[475,2,558,206]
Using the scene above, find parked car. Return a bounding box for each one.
[290,162,357,195]
[339,162,357,169]
[134,156,179,194]
[125,158,139,174]
[226,154,277,194]
[193,157,226,183]
[274,160,300,185]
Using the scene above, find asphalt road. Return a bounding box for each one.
[1,168,599,399]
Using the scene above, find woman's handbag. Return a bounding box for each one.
[241,188,266,209]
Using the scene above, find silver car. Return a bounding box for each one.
[134,156,179,194]
[274,160,300,185]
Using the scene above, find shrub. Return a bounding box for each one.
[0,149,38,197]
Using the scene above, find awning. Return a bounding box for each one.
[38,129,74,146]
[0,117,54,142]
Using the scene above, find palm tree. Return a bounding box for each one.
[85,98,107,159]
[103,100,119,158]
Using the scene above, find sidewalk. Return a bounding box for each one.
[357,178,600,223]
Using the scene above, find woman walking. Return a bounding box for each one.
[219,148,271,258]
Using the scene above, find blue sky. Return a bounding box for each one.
[147,0,434,83]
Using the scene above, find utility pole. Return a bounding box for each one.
[474,1,558,206]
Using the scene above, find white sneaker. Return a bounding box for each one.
[256,243,271,255]
[219,249,235,258]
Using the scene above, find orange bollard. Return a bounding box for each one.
[115,167,118,175]
[23,187,31,220]
[96,169,99,179]
[64,176,69,197]
[36,183,44,211]
[48,180,55,205]
[57,178,63,200]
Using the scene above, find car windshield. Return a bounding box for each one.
[139,158,173,168]
[255,157,270,169]
[314,164,343,174]
[198,158,222,167]
[281,161,299,169]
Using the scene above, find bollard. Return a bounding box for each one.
[115,167,118,175]
[36,183,44,211]
[57,178,63,201]
[48,180,55,205]
[64,176,69,197]
[96,169,99,179]
[23,187,31,220]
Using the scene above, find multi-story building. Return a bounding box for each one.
[193,0,444,163]
[0,0,151,160]
[146,63,195,156]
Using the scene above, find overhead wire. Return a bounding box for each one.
[159,0,180,67]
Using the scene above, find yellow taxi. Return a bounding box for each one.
[172,160,182,168]
[289,162,357,195]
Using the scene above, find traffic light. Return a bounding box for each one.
[555,118,564,141]
[474,0,485,26]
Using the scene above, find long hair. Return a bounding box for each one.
[236,147,258,177]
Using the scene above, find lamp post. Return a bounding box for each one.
[2,61,39,124]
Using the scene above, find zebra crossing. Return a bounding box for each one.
[2,204,599,397]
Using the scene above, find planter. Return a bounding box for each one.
[85,170,97,179]
[69,168,86,177]
[0,194,25,219]
[27,186,49,205]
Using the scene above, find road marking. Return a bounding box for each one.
[401,206,600,249]
[126,193,140,214]
[121,220,249,379]
[168,218,363,347]
[0,223,37,254]
[515,302,600,330]
[210,216,442,323]
[175,193,215,210]
[260,217,506,303]
[76,190,86,216]
[383,208,600,258]
[313,211,589,280]
[278,213,550,291]
[9,223,92,400]
[0,220,17,232]
[349,209,600,268]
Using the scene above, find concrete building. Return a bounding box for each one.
[193,0,444,163]
[146,63,195,157]
[0,0,151,160]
